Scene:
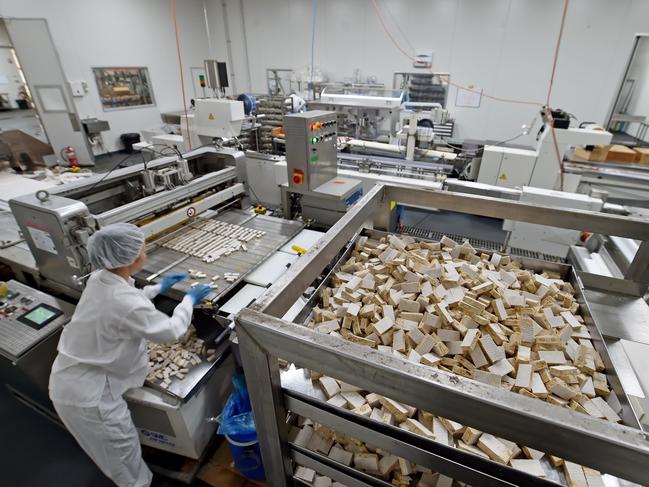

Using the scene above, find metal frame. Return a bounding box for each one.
[235,184,649,486]
[96,167,238,226]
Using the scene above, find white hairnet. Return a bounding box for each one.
[88,223,145,270]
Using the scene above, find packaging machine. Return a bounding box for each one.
[0,280,75,418]
[2,145,310,463]
[234,183,649,486]
[8,147,245,296]
[4,100,649,481]
[309,86,404,141]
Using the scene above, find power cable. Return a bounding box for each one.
[546,0,571,191]
[370,0,416,62]
[171,0,192,150]
[246,179,262,206]
[144,143,183,158]
[380,0,415,53]
[310,0,318,94]
[84,152,145,194]
[84,141,183,195]
[369,0,544,107]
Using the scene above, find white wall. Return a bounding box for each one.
[216,0,649,145]
[1,0,647,151]
[0,0,211,152]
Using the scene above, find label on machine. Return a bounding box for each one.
[139,428,176,447]
[27,226,57,254]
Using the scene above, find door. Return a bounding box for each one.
[4,18,93,163]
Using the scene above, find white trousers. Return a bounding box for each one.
[53,385,152,487]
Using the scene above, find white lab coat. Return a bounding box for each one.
[49,269,194,487]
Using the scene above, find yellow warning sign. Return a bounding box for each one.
[499,173,507,181]
[208,113,215,120]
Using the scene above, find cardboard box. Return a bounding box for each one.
[0,129,54,166]
[634,147,649,164]
[607,144,639,163]
[590,144,611,162]
[574,145,609,162]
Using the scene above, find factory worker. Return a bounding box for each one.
[49,223,210,487]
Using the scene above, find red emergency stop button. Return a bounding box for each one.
[293,169,304,184]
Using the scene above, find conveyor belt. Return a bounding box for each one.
[399,225,566,263]
[137,209,303,302]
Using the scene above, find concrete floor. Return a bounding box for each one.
[0,384,211,486]
[0,384,115,486]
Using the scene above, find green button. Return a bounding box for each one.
[310,155,319,163]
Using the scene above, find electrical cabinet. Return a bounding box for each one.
[284,110,338,191]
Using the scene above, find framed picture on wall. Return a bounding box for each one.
[92,67,155,110]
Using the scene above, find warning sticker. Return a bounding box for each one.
[28,226,58,254]
[499,173,508,181]
[208,113,215,120]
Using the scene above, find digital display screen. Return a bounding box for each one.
[17,303,63,330]
[24,306,57,325]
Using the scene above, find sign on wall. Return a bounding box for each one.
[92,67,155,110]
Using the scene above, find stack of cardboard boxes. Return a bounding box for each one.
[575,144,649,164]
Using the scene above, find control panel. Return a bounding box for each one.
[0,280,74,361]
[284,110,338,191]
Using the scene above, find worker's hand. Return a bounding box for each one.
[160,272,188,292]
[187,284,211,304]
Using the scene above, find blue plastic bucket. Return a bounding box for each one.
[225,432,265,480]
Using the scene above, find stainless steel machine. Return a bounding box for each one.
[309,86,404,141]
[282,110,363,226]
[0,280,74,418]
[477,116,613,191]
[2,145,308,463]
[235,183,649,486]
[9,147,245,296]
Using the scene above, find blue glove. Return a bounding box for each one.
[159,272,188,293]
[187,284,211,304]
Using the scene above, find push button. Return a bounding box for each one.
[293,169,304,184]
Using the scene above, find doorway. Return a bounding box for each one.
[1,17,94,170]
[0,20,52,172]
[606,34,649,148]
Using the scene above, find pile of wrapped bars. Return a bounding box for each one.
[300,233,616,485]
[146,325,217,388]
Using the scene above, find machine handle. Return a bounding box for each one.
[213,321,235,348]
[35,190,50,203]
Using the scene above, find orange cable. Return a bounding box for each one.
[370,0,416,62]
[546,0,570,107]
[369,0,543,107]
[546,0,570,190]
[438,74,543,107]
[171,0,192,150]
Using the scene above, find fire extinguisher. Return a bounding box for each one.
[61,146,80,169]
